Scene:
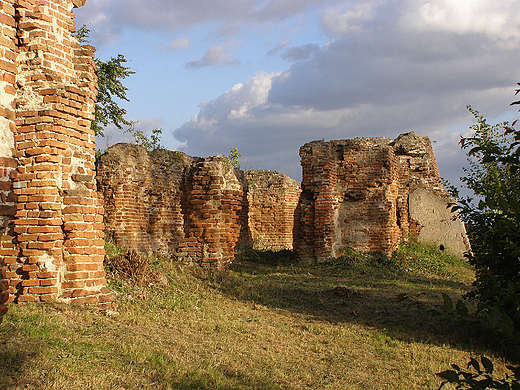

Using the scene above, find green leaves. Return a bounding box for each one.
[449,103,520,344]
[73,25,135,137]
[93,55,135,137]
[437,356,518,390]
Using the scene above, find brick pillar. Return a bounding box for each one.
[0,0,113,306]
[0,0,18,320]
[297,141,340,263]
[179,156,243,269]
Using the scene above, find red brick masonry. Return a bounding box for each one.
[0,0,113,312]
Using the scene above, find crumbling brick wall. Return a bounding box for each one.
[97,146,305,266]
[0,0,113,309]
[298,133,469,263]
[178,156,243,269]
[244,170,301,251]
[96,144,193,258]
[97,146,244,270]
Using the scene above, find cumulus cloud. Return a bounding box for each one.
[174,0,520,184]
[399,0,520,46]
[321,1,381,35]
[185,45,240,68]
[174,72,277,148]
[281,43,320,61]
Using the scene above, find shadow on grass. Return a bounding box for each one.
[213,259,513,361]
[0,348,31,389]
[146,371,287,390]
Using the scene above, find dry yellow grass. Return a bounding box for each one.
[0,249,512,390]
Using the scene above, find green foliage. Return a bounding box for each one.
[437,356,520,389]
[229,147,242,168]
[73,25,135,137]
[447,104,520,340]
[72,24,91,44]
[124,126,163,151]
[93,55,135,137]
[437,90,520,388]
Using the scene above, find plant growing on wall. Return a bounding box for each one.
[229,147,242,168]
[73,25,135,137]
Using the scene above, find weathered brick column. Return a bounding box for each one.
[297,141,342,263]
[0,0,18,321]
[0,0,113,307]
[178,156,243,269]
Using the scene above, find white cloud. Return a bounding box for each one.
[173,0,520,184]
[175,72,277,144]
[168,37,189,51]
[321,1,381,35]
[185,45,240,68]
[400,0,520,46]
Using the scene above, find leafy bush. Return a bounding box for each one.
[437,356,519,389]
[437,89,520,388]
[448,104,520,339]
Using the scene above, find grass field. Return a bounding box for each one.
[0,243,513,389]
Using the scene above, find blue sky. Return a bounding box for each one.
[75,0,520,188]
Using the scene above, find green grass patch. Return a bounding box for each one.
[0,243,511,390]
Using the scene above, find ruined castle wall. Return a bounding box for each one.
[178,156,243,269]
[245,170,301,251]
[298,138,401,263]
[97,148,305,266]
[97,146,244,270]
[298,133,469,263]
[0,0,112,309]
[96,144,192,258]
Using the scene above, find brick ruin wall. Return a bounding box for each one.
[297,132,470,263]
[98,134,469,267]
[243,170,301,251]
[97,145,302,268]
[0,1,470,324]
[0,0,113,323]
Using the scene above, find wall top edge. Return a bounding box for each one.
[72,0,87,8]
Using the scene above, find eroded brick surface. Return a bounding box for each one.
[244,170,301,251]
[0,0,113,312]
[98,146,246,270]
[297,133,470,263]
[97,146,303,267]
